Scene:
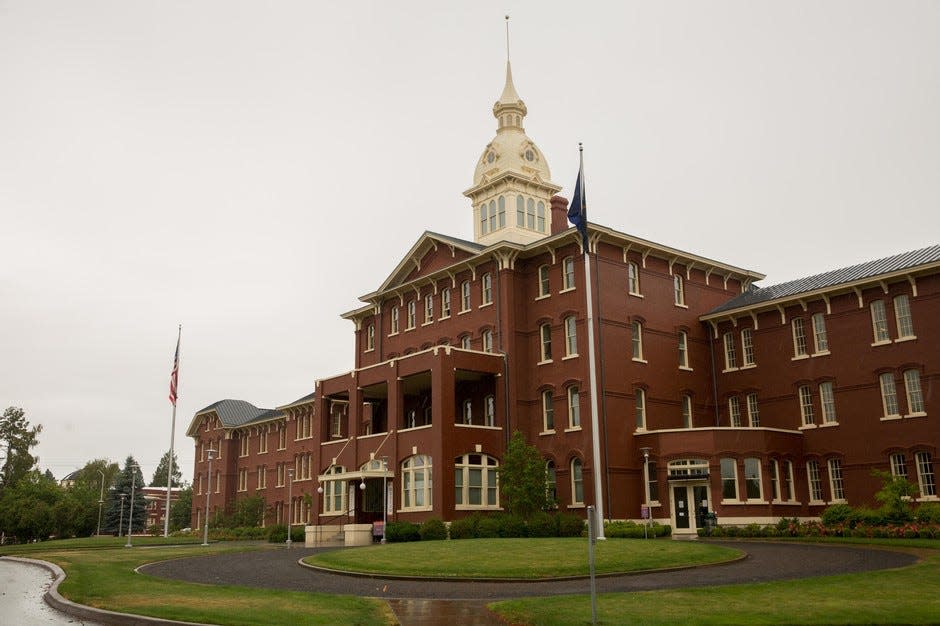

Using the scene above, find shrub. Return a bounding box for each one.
[557,513,586,537]
[290,526,305,543]
[448,514,479,539]
[915,502,940,524]
[821,503,855,527]
[527,511,557,537]
[267,524,287,543]
[497,514,528,538]
[419,518,448,541]
[385,521,421,543]
[851,507,886,528]
[476,516,501,538]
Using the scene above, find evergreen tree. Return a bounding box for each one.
[0,406,42,490]
[150,450,182,487]
[103,456,146,535]
[497,431,552,517]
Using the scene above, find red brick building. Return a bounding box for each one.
[188,60,938,538]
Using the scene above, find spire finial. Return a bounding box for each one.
[505,15,510,63]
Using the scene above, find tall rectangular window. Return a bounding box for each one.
[792,318,808,357]
[744,457,763,500]
[460,281,471,311]
[539,324,552,362]
[681,395,692,428]
[770,459,781,501]
[674,274,685,306]
[482,329,493,353]
[812,313,829,353]
[890,453,908,479]
[568,386,581,428]
[820,382,837,424]
[542,390,554,431]
[424,294,434,323]
[564,316,577,356]
[678,331,689,368]
[729,396,742,427]
[390,307,399,334]
[632,322,644,360]
[723,332,737,370]
[871,300,889,343]
[785,460,795,502]
[915,452,936,497]
[627,262,640,295]
[807,460,823,502]
[406,301,416,329]
[828,458,845,501]
[635,389,646,430]
[741,328,755,366]
[880,373,899,417]
[441,288,451,318]
[799,385,815,426]
[538,265,550,297]
[894,295,914,338]
[571,459,584,504]
[481,273,493,304]
[647,461,659,502]
[721,458,738,501]
[904,369,925,414]
[746,393,760,427]
[562,257,575,290]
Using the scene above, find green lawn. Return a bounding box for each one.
[305,538,741,578]
[491,551,940,625]
[6,544,391,626]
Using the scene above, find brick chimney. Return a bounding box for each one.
[550,195,569,235]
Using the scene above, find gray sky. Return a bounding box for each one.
[2,1,938,484]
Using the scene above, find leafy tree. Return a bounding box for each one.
[497,431,552,517]
[0,407,42,490]
[0,470,60,540]
[214,494,265,528]
[150,450,183,487]
[873,469,919,523]
[169,486,193,531]
[103,457,146,535]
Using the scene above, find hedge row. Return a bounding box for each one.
[605,520,672,538]
[383,512,587,542]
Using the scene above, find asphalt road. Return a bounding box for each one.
[141,541,917,600]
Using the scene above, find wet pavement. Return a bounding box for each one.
[0,558,101,626]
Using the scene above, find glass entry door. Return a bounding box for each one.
[673,486,690,529]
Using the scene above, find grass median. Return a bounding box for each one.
[305,537,741,578]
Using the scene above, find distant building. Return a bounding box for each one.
[188,51,938,538]
[141,486,182,530]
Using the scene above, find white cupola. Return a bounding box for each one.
[464,41,561,246]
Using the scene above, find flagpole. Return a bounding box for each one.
[164,324,181,537]
[578,144,606,539]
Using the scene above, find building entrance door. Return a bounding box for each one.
[671,483,710,533]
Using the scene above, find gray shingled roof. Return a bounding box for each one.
[708,244,940,315]
[195,399,272,427]
[279,391,316,409]
[423,230,483,252]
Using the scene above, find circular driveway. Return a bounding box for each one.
[141,541,917,600]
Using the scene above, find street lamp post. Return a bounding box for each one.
[381,456,388,544]
[126,464,140,548]
[96,469,105,537]
[286,468,294,549]
[640,447,652,540]
[118,493,127,537]
[203,448,215,546]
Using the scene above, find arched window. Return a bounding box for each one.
[542,389,554,431]
[539,323,552,361]
[488,200,497,232]
[536,201,545,232]
[674,274,685,306]
[401,455,432,510]
[390,307,399,334]
[563,257,575,290]
[682,394,693,428]
[480,204,488,235]
[454,453,499,509]
[460,334,471,350]
[631,321,643,360]
[366,324,375,351]
[462,399,473,424]
[538,265,550,297]
[481,273,493,304]
[567,386,580,428]
[461,280,471,311]
[678,331,689,368]
[498,196,506,228]
[571,458,584,504]
[564,316,577,356]
[635,389,646,430]
[441,288,451,318]
[526,197,536,229]
[516,195,525,226]
[484,395,495,426]
[322,466,347,514]
[482,329,493,353]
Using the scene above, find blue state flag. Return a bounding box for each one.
[567,164,588,250]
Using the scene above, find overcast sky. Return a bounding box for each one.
[2,1,938,484]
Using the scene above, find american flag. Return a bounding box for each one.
[169,332,180,406]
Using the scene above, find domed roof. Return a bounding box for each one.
[471,61,552,188]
